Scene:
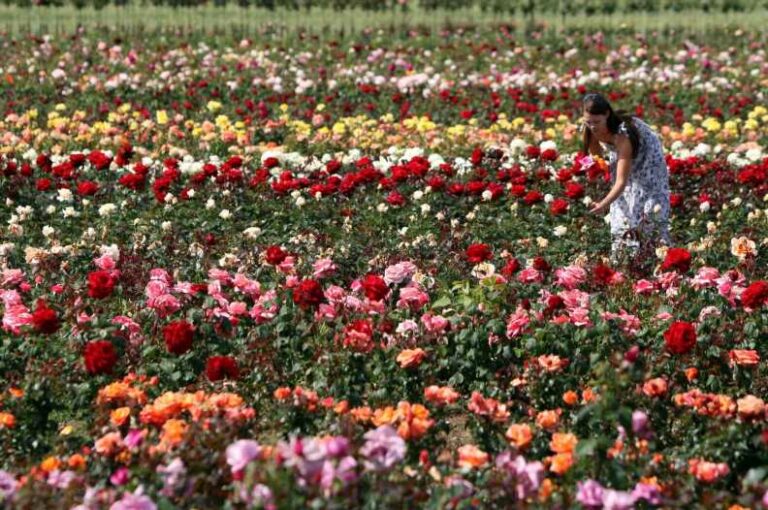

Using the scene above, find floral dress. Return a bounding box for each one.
[603,117,671,258]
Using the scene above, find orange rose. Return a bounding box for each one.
[505,423,534,449]
[550,432,578,454]
[67,454,87,470]
[535,409,561,430]
[396,348,427,368]
[684,367,698,381]
[549,452,574,475]
[0,412,15,428]
[110,407,131,427]
[642,378,668,398]
[334,400,350,414]
[372,406,398,426]
[457,444,489,469]
[273,387,292,400]
[581,388,597,403]
[349,406,372,423]
[160,419,188,447]
[40,456,61,474]
[562,391,579,406]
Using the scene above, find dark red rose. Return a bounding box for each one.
[741,281,768,310]
[325,160,342,173]
[83,340,118,375]
[592,263,616,286]
[660,248,692,273]
[31,299,59,335]
[525,146,540,159]
[532,257,551,272]
[664,321,697,355]
[670,193,683,208]
[87,270,116,299]
[540,148,558,161]
[263,157,280,169]
[523,191,544,205]
[265,246,287,265]
[361,274,389,301]
[163,320,195,355]
[292,279,324,310]
[205,356,239,381]
[466,243,493,265]
[544,294,565,312]
[549,198,569,215]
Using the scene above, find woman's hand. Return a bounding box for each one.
[589,201,609,215]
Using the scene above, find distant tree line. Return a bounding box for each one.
[10,0,767,13]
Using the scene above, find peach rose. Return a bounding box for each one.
[457,444,489,469]
[505,423,534,449]
[642,378,668,398]
[396,348,426,368]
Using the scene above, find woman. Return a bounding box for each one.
[581,93,671,262]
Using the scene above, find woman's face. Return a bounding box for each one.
[582,108,608,134]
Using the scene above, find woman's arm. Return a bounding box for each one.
[589,135,632,214]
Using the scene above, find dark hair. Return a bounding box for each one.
[581,93,640,158]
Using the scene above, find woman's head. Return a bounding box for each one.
[581,93,640,158]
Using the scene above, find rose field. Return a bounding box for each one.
[0,23,768,509]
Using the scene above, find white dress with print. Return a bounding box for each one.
[605,117,671,253]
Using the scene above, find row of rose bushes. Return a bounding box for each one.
[0,27,766,157]
[0,135,767,506]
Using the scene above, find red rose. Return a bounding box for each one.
[660,248,691,273]
[741,281,768,310]
[500,258,521,276]
[523,191,544,205]
[87,270,116,299]
[386,191,406,206]
[564,182,584,199]
[292,279,324,310]
[265,245,287,265]
[361,274,389,301]
[205,356,239,381]
[77,180,99,196]
[510,185,527,198]
[31,299,59,335]
[87,150,112,170]
[525,146,540,159]
[541,148,558,161]
[263,157,280,169]
[36,178,52,191]
[466,243,493,265]
[83,340,118,375]
[549,198,569,215]
[163,320,195,355]
[670,194,683,208]
[664,321,697,355]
